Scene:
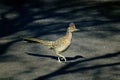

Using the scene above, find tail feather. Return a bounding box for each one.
[23,37,53,46]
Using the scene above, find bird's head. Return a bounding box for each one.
[67,23,79,32]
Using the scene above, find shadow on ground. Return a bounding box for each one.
[0,0,120,37]
[34,51,120,80]
[0,0,120,80]
[0,39,20,55]
[26,52,84,61]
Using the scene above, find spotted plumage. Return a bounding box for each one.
[23,23,79,63]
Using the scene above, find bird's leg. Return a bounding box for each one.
[56,52,67,62]
[58,57,61,63]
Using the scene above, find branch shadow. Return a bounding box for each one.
[0,39,20,55]
[0,1,120,80]
[96,1,120,21]
[34,51,120,80]
[0,54,20,62]
[26,52,84,61]
[0,0,120,39]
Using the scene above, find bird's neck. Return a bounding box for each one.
[65,31,72,40]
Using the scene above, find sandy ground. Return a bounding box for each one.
[0,0,120,80]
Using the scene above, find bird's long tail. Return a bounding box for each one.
[23,37,53,46]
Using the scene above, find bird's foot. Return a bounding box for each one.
[58,57,67,63]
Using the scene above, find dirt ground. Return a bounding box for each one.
[0,0,120,80]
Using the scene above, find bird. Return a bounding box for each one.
[23,23,79,63]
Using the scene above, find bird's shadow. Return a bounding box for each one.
[26,52,84,61]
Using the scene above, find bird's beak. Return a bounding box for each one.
[75,29,80,32]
